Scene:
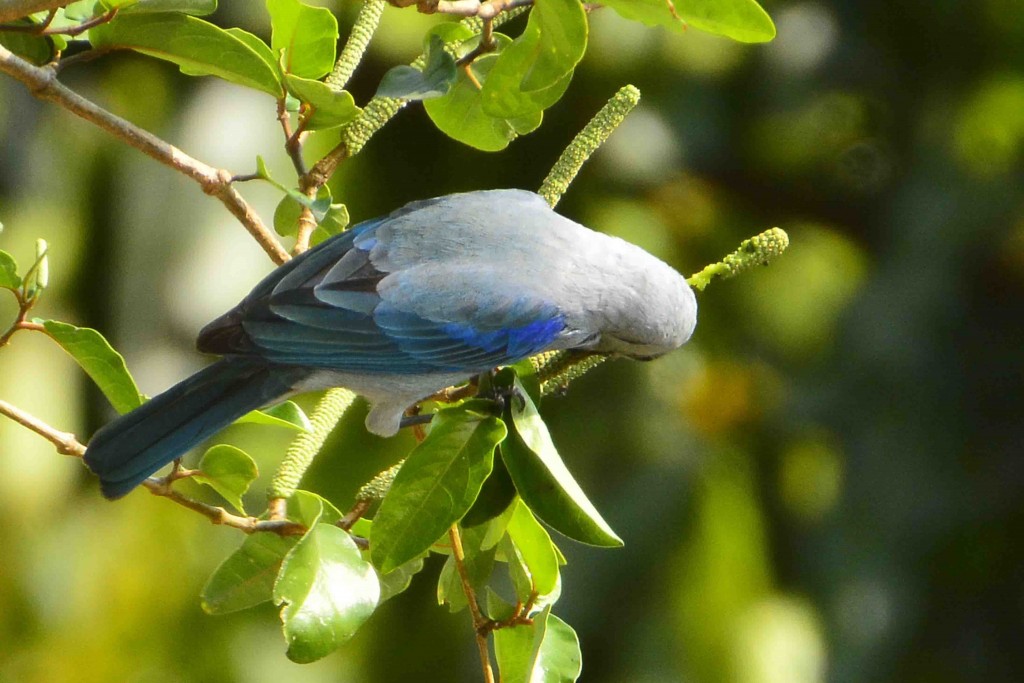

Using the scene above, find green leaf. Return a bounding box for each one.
[0,250,19,290]
[42,320,143,414]
[502,534,535,603]
[462,454,517,528]
[518,0,587,92]
[89,14,283,96]
[479,0,585,119]
[201,532,297,614]
[287,489,344,527]
[63,0,103,20]
[509,359,542,406]
[274,523,380,663]
[495,606,550,683]
[0,21,54,66]
[376,35,457,101]
[532,613,582,682]
[284,74,362,130]
[115,0,218,14]
[311,204,349,247]
[506,501,559,597]
[273,194,303,237]
[424,55,520,152]
[273,187,346,245]
[370,403,506,573]
[500,377,622,547]
[223,27,278,73]
[194,444,259,513]
[603,0,774,43]
[378,554,426,604]
[494,609,581,683]
[267,0,339,80]
[681,0,775,42]
[236,400,312,432]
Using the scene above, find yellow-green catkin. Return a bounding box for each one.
[268,388,356,500]
[327,0,386,93]
[531,351,610,396]
[687,227,790,292]
[356,460,404,503]
[538,85,641,208]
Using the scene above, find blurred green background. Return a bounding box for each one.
[2,1,1024,681]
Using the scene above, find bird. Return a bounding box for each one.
[84,189,698,499]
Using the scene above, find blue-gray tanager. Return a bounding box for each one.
[85,190,697,498]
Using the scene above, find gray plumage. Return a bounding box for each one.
[85,189,697,498]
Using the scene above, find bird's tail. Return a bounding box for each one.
[84,357,307,499]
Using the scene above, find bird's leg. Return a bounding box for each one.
[475,368,523,414]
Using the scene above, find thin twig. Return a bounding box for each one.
[0,397,313,535]
[449,525,495,683]
[141,478,307,535]
[0,398,86,456]
[420,0,532,19]
[40,8,117,37]
[0,44,290,265]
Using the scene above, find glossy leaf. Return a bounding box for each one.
[371,403,506,573]
[267,0,338,80]
[603,0,774,43]
[274,523,380,663]
[194,444,259,513]
[495,606,550,683]
[425,55,521,152]
[287,489,344,527]
[201,532,297,614]
[506,501,559,596]
[42,320,143,414]
[236,400,311,432]
[90,14,283,96]
[284,74,361,130]
[376,35,457,101]
[532,613,582,682]
[518,0,587,92]
[500,377,622,547]
[0,250,19,290]
[479,0,584,119]
[114,0,218,14]
[494,608,581,683]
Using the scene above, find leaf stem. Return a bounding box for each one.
[449,524,495,683]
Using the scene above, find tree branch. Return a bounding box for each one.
[0,44,290,265]
[0,398,85,456]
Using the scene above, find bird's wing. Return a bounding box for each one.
[202,204,568,374]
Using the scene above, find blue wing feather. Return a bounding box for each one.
[202,204,567,374]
